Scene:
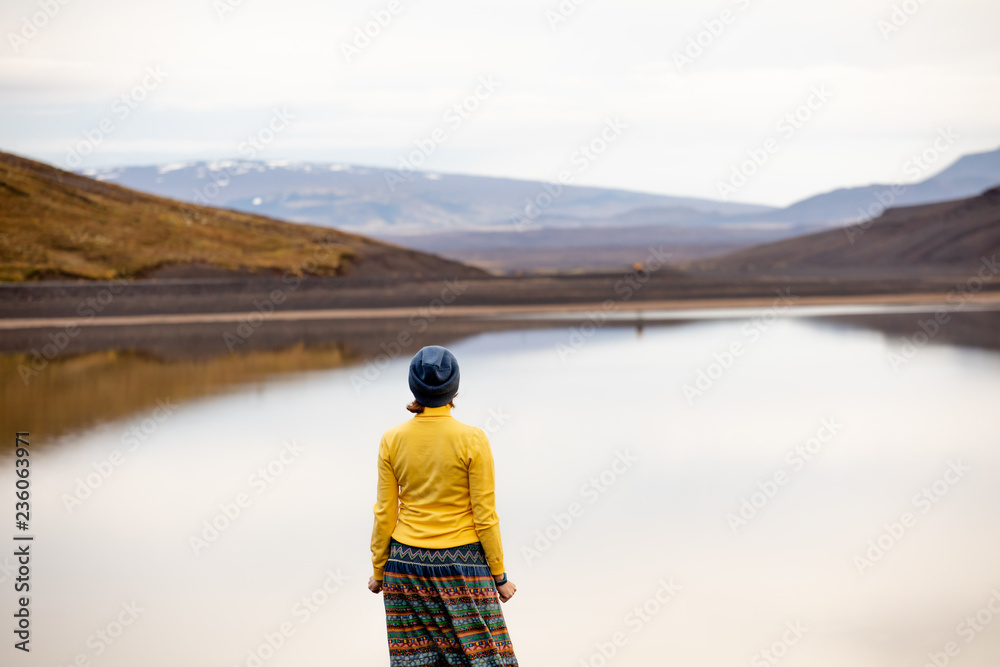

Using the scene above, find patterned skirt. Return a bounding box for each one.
[382,538,518,666]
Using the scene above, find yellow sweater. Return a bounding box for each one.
[370,405,506,579]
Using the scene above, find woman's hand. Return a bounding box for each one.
[495,579,516,603]
[368,576,382,594]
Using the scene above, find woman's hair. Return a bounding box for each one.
[406,396,457,414]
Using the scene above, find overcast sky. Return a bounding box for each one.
[1,0,998,206]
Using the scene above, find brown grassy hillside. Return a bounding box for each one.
[690,186,1000,273]
[0,151,486,282]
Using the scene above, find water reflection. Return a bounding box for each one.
[0,344,357,450]
[2,315,999,667]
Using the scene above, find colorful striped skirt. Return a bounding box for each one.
[382,538,518,666]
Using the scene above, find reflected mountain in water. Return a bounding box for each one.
[3,306,999,451]
[0,316,552,449]
[0,343,356,449]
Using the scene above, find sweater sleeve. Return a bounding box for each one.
[370,435,399,580]
[468,430,506,576]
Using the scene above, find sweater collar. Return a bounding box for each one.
[417,405,452,417]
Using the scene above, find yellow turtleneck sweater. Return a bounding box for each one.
[370,405,506,579]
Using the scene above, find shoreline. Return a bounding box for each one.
[3,291,1000,331]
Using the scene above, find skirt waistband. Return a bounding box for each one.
[388,538,487,567]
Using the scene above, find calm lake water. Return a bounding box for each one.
[3,313,1000,667]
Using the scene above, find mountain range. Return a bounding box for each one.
[79,146,1000,231]
[3,148,999,326]
[0,151,484,282]
[78,161,771,233]
[75,146,1000,273]
[691,185,1000,276]
[759,145,1000,224]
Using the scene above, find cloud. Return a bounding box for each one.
[0,0,998,205]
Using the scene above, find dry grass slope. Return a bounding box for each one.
[0,151,485,282]
[691,186,1000,273]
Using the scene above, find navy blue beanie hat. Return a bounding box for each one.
[408,345,460,407]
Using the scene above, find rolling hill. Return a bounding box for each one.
[0,151,486,282]
[690,186,1000,275]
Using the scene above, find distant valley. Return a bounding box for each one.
[77,145,1000,273]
